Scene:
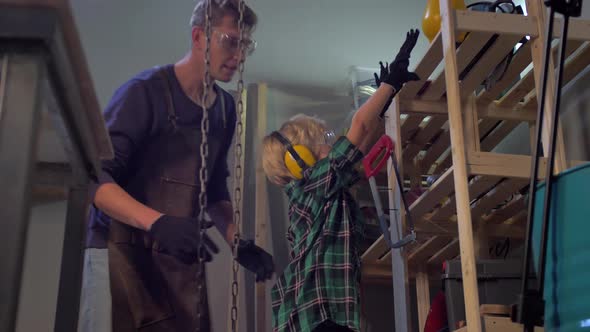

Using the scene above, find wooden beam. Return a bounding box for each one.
[361,234,390,263]
[464,95,480,152]
[416,268,431,332]
[430,176,500,222]
[399,99,537,122]
[466,151,553,179]
[478,103,536,122]
[552,17,590,41]
[483,195,526,225]
[414,220,526,239]
[477,43,532,104]
[428,239,459,266]
[522,39,585,109]
[421,31,495,101]
[526,0,568,173]
[483,316,545,332]
[401,115,424,141]
[408,236,453,265]
[497,64,535,108]
[253,84,268,332]
[420,132,450,173]
[403,116,447,163]
[455,10,539,37]
[386,95,413,332]
[460,34,525,99]
[471,178,528,221]
[410,167,455,221]
[440,1,482,329]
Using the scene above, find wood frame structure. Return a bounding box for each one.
[0,1,113,331]
[360,1,590,331]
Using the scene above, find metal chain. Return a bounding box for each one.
[0,56,8,127]
[230,0,247,331]
[196,0,212,330]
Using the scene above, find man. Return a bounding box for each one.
[78,1,274,331]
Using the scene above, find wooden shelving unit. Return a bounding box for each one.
[359,1,590,331]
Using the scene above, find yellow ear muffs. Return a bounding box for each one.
[284,145,316,179]
[271,131,317,180]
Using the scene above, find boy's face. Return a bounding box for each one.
[316,129,336,160]
[317,144,331,160]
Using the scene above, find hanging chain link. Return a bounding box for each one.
[230,0,247,331]
[196,0,212,331]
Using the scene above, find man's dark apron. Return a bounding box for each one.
[108,68,226,332]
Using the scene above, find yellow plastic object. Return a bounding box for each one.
[422,0,467,43]
[284,145,316,179]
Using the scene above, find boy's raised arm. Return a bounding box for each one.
[347,29,421,154]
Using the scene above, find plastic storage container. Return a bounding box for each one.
[532,163,590,332]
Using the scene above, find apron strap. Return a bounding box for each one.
[157,67,178,130]
[214,84,227,129]
[158,65,227,130]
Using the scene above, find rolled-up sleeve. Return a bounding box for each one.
[89,80,152,202]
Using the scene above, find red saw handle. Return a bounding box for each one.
[363,134,395,178]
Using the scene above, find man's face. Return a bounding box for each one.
[194,15,256,83]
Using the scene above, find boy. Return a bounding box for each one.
[261,30,420,332]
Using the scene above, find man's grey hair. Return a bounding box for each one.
[190,0,258,31]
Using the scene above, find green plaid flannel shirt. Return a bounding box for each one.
[271,136,365,332]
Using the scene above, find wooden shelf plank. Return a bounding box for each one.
[482,194,526,224]
[430,175,501,222]
[455,10,538,37]
[427,238,460,266]
[408,236,453,265]
[361,234,390,263]
[466,151,556,179]
[399,99,536,122]
[410,167,455,221]
[470,178,528,221]
[420,131,450,173]
[523,40,589,109]
[412,219,525,239]
[553,17,590,41]
[477,43,532,104]
[403,116,447,163]
[460,34,525,99]
[421,31,495,101]
[522,39,585,109]
[401,115,424,140]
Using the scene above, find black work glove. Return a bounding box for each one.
[236,239,275,282]
[374,60,394,116]
[149,215,220,264]
[378,29,421,93]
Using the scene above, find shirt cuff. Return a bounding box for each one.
[88,170,116,204]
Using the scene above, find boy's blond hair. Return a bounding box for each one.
[262,114,328,186]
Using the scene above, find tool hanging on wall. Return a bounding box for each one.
[362,134,417,249]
